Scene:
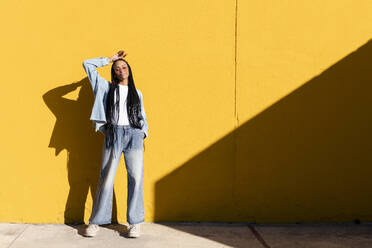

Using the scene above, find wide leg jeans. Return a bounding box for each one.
[89,124,145,225]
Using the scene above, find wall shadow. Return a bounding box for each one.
[155,40,372,246]
[42,78,119,224]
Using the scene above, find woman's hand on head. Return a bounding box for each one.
[109,50,127,63]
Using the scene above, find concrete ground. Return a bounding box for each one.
[1,222,372,248]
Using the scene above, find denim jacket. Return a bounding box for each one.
[82,57,149,139]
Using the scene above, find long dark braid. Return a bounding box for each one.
[105,58,143,149]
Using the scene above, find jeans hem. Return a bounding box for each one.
[128,219,145,225]
[89,220,111,225]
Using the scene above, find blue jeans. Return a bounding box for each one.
[89,124,145,225]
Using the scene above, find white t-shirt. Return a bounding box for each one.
[114,84,130,125]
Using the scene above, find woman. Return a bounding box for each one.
[81,50,148,238]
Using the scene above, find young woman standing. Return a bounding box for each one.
[81,50,148,238]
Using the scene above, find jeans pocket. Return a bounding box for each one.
[130,129,144,149]
[135,129,145,139]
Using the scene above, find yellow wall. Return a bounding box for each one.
[0,0,371,223]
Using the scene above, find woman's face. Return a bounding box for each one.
[113,60,129,81]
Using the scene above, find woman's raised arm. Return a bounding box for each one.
[82,50,127,95]
[82,57,111,95]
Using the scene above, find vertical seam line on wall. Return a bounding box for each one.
[233,0,239,215]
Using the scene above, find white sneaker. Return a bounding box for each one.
[127,223,141,238]
[82,224,99,237]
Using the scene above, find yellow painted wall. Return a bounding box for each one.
[0,0,371,223]
[235,1,372,222]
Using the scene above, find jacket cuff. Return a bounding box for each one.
[102,57,110,66]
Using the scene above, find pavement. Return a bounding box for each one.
[1,222,372,248]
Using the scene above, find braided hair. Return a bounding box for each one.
[105,58,144,149]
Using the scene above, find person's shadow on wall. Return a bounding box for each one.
[42,78,119,224]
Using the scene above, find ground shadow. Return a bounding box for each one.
[154,40,372,247]
[42,78,119,224]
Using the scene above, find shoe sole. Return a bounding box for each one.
[82,232,98,237]
[82,229,99,237]
[127,233,140,238]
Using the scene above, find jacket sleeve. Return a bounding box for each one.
[138,90,149,139]
[82,57,110,95]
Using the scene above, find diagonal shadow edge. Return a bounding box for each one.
[154,39,372,247]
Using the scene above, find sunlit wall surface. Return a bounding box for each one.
[0,0,371,223]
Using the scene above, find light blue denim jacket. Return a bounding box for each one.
[82,57,149,139]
